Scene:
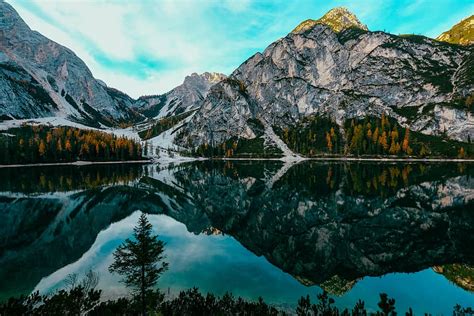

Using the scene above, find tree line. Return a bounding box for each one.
[186,114,472,159]
[345,114,412,156]
[344,115,471,158]
[274,117,342,156]
[0,125,143,164]
[0,164,143,193]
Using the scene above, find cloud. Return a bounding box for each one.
[6,0,474,98]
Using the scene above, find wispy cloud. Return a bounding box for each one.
[6,0,473,98]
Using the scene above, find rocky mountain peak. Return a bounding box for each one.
[183,72,226,86]
[437,14,474,45]
[202,72,227,84]
[292,7,368,34]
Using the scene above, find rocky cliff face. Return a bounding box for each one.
[178,8,474,147]
[0,1,140,126]
[133,72,226,119]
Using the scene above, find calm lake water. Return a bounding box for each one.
[0,161,473,314]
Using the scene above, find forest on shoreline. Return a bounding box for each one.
[0,125,143,165]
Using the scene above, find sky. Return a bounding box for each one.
[6,0,474,98]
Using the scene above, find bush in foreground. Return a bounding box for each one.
[1,286,473,316]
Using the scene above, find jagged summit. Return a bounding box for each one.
[183,72,226,86]
[132,71,226,118]
[292,7,368,34]
[437,15,474,45]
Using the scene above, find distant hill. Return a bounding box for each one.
[437,15,474,45]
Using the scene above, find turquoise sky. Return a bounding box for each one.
[7,0,474,97]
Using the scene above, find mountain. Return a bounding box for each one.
[1,3,473,158]
[176,9,474,153]
[132,72,226,119]
[292,7,368,33]
[0,1,140,126]
[437,15,474,45]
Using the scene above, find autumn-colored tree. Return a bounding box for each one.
[389,141,397,155]
[379,131,389,151]
[402,128,410,151]
[80,143,90,157]
[46,132,53,144]
[326,132,333,152]
[389,142,401,155]
[65,139,72,152]
[38,140,46,157]
[57,139,63,152]
[372,127,379,144]
[390,128,399,144]
[458,147,466,158]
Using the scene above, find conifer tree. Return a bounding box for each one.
[109,213,168,316]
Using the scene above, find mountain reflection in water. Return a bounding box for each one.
[0,161,472,313]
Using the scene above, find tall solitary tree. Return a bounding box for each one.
[109,213,168,315]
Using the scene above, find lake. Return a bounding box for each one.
[0,160,473,314]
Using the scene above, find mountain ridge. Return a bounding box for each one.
[132,72,226,119]
[0,1,143,126]
[0,3,473,158]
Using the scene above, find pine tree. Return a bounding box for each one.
[419,144,430,157]
[109,213,168,316]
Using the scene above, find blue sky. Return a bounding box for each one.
[7,0,474,98]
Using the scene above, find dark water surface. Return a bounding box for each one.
[0,161,473,313]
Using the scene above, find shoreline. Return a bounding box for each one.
[218,157,474,163]
[0,157,473,168]
[0,160,152,169]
